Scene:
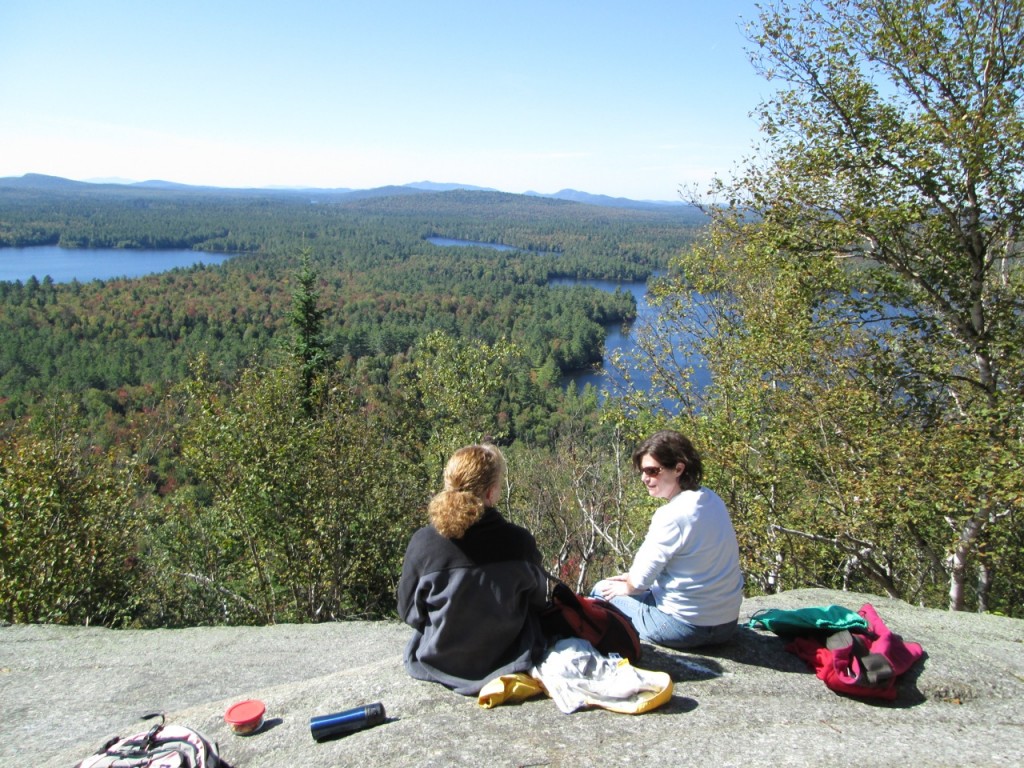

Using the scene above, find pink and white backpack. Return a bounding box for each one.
[75,712,220,768]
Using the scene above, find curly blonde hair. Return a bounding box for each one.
[428,444,506,539]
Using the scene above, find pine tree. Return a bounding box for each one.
[287,253,329,409]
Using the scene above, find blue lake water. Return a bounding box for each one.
[0,246,232,283]
[426,236,521,252]
[550,277,710,399]
[426,235,709,399]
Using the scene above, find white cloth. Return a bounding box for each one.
[627,486,743,626]
[531,638,671,714]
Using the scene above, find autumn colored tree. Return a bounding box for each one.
[623,0,1024,613]
[0,399,145,625]
[164,356,424,624]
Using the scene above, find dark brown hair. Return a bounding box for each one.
[632,430,703,491]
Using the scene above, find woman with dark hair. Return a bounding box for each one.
[398,443,548,695]
[592,430,743,649]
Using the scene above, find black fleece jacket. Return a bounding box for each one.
[397,508,548,695]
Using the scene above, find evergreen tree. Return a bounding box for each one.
[287,252,329,409]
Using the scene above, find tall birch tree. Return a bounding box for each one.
[635,0,1023,611]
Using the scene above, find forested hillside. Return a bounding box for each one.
[0,176,706,627]
[0,177,700,421]
[3,0,1022,629]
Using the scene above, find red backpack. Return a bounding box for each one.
[540,581,642,664]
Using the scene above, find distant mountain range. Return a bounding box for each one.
[0,173,690,213]
[405,180,687,211]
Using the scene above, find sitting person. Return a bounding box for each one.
[592,430,743,649]
[397,443,548,695]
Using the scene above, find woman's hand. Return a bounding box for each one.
[598,573,638,599]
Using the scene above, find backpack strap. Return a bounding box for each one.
[859,652,895,685]
[826,630,894,687]
[137,712,166,752]
[552,583,604,634]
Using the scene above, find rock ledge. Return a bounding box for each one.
[3,588,1022,767]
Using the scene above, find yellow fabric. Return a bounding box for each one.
[592,659,673,714]
[477,673,546,708]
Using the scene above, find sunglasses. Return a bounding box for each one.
[640,465,665,477]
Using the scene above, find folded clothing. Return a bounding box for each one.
[531,638,673,714]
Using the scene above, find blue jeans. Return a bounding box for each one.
[590,582,737,650]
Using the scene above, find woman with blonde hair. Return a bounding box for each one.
[398,443,548,695]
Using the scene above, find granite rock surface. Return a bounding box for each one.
[3,588,1022,767]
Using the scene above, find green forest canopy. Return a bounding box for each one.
[0,177,713,628]
[0,176,703,419]
[3,35,1022,634]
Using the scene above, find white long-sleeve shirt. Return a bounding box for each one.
[628,487,743,626]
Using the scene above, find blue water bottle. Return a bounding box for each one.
[310,702,386,742]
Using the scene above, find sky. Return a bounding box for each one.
[0,1,771,202]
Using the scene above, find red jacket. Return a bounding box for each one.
[786,603,926,700]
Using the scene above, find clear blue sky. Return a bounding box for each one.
[0,1,769,201]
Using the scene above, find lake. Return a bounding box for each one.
[425,236,558,257]
[426,235,709,399]
[426,236,521,252]
[549,277,710,399]
[4,241,705,401]
[0,246,232,283]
